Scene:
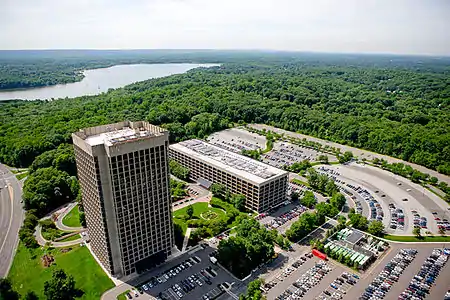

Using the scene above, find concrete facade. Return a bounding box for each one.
[169,139,288,212]
[72,121,174,278]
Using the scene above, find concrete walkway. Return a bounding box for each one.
[34,201,86,248]
[172,194,211,211]
[55,202,84,232]
[35,224,85,247]
[181,228,192,252]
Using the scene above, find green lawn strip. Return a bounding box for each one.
[384,235,450,242]
[15,172,28,180]
[291,178,309,186]
[8,243,114,299]
[62,205,82,227]
[173,202,224,219]
[10,168,27,174]
[117,290,130,300]
[57,234,82,242]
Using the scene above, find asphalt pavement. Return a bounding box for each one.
[0,163,25,278]
[248,124,450,185]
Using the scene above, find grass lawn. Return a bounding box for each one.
[291,178,309,186]
[173,202,225,220]
[10,168,27,174]
[384,235,450,242]
[15,172,28,180]
[117,290,130,300]
[62,205,82,228]
[8,243,114,299]
[57,234,82,242]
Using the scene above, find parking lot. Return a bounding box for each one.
[262,142,337,169]
[264,254,353,300]
[261,243,450,300]
[258,201,310,233]
[207,128,266,153]
[105,245,237,300]
[315,163,450,235]
[344,244,450,300]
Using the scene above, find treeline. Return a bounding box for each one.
[0,56,449,177]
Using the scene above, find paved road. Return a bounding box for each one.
[0,164,24,278]
[248,124,450,185]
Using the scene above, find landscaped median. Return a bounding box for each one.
[172,197,250,249]
[383,234,450,243]
[8,243,114,299]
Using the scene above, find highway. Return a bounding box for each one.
[0,164,25,278]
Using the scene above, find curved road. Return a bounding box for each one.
[0,164,25,278]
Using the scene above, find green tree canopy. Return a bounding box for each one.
[43,269,81,300]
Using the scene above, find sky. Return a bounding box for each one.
[1,0,449,55]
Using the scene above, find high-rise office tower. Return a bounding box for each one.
[72,121,173,278]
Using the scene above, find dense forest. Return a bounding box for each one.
[0,51,449,176]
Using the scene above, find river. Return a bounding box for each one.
[0,63,218,101]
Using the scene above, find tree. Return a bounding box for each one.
[186,205,194,219]
[317,155,329,164]
[22,167,76,216]
[325,181,338,196]
[240,279,266,300]
[439,227,446,235]
[218,219,275,278]
[23,291,39,300]
[413,227,421,238]
[429,176,438,185]
[300,191,317,208]
[349,214,368,231]
[169,160,190,181]
[367,220,385,237]
[289,160,311,173]
[231,194,246,211]
[44,269,81,300]
[79,212,86,227]
[0,278,19,300]
[337,215,347,224]
[210,183,226,199]
[330,193,346,210]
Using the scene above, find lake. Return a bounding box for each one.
[0,63,218,101]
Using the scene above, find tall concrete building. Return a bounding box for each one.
[72,121,173,278]
[169,139,288,212]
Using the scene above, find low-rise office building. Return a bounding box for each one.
[169,139,288,212]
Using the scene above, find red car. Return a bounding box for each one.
[435,217,441,221]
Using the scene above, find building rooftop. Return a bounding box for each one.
[73,121,166,147]
[170,139,287,185]
[85,127,158,146]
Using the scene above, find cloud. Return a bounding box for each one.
[0,0,449,55]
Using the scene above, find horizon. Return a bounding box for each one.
[0,48,449,58]
[1,0,449,56]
